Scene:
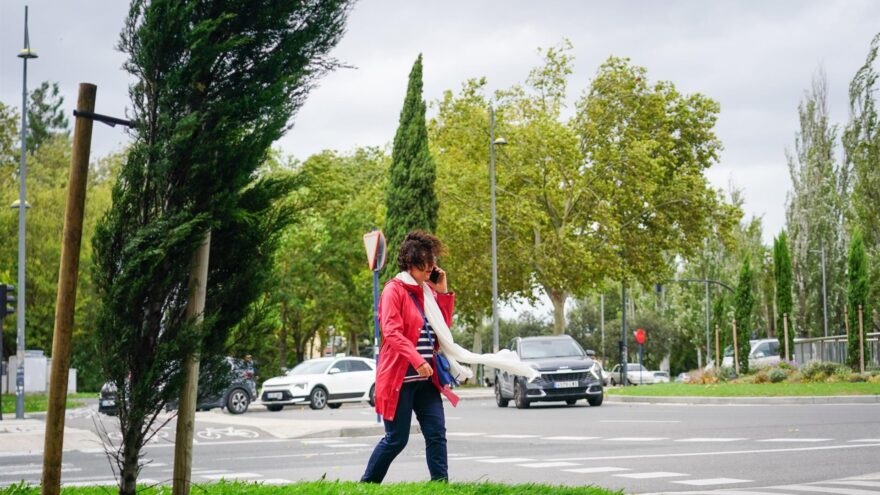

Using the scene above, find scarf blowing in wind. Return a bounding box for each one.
[395,272,540,384]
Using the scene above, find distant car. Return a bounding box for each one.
[494,335,604,409]
[98,357,257,416]
[609,363,654,385]
[675,372,691,383]
[259,356,376,411]
[713,339,781,369]
[653,371,670,383]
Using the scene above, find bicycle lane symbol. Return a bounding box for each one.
[196,426,260,441]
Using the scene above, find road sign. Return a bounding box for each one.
[634,328,646,345]
[362,230,387,272]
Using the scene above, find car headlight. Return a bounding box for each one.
[589,363,602,381]
[291,382,308,391]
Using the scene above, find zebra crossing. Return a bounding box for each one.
[641,472,880,494]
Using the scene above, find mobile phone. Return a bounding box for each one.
[429,267,441,284]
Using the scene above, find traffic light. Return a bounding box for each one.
[0,284,14,319]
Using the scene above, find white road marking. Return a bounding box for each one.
[676,437,746,442]
[300,439,344,444]
[549,442,880,462]
[758,438,831,443]
[486,434,539,439]
[62,479,158,487]
[640,491,786,495]
[324,443,370,448]
[771,484,880,494]
[517,462,580,468]
[848,439,880,443]
[142,462,168,468]
[825,481,880,488]
[477,457,535,464]
[447,432,486,437]
[672,477,752,486]
[449,456,497,461]
[201,472,263,480]
[563,467,630,474]
[615,471,688,479]
[601,420,680,423]
[606,437,668,441]
[545,436,600,441]
[0,464,80,476]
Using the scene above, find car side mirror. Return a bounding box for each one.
[586,350,596,357]
[328,367,341,375]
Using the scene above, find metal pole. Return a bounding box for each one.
[600,294,605,358]
[41,83,96,495]
[620,282,627,386]
[490,105,499,353]
[858,305,865,374]
[373,269,380,423]
[732,318,740,375]
[820,241,828,338]
[704,281,710,368]
[16,6,36,420]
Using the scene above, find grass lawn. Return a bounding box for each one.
[606,382,880,397]
[1,393,91,414]
[0,481,622,495]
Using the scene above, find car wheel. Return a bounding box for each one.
[328,403,342,409]
[368,385,376,407]
[513,380,530,409]
[226,388,250,415]
[588,394,604,407]
[266,404,283,412]
[565,399,578,406]
[308,387,328,410]
[609,377,617,386]
[495,380,509,408]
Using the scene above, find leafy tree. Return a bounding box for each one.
[785,69,849,338]
[773,231,794,355]
[734,255,755,373]
[27,81,69,151]
[384,54,438,276]
[843,33,880,331]
[92,2,352,493]
[846,228,870,369]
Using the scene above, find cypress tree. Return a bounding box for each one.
[847,228,870,370]
[384,54,439,272]
[773,231,794,356]
[92,2,352,493]
[734,255,755,373]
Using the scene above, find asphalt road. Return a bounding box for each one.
[3,398,880,494]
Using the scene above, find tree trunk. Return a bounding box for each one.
[120,421,143,495]
[546,288,568,335]
[349,329,359,356]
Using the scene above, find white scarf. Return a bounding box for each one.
[395,272,539,382]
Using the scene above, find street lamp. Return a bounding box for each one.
[14,5,37,420]
[489,104,507,353]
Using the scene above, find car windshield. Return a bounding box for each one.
[627,364,647,371]
[520,339,584,359]
[288,360,332,375]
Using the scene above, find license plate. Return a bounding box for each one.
[101,400,115,407]
[266,392,282,400]
[555,381,578,388]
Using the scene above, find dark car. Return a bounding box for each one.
[98,357,257,416]
[495,335,604,409]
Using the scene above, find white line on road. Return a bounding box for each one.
[477,458,535,464]
[672,477,752,486]
[640,491,787,495]
[606,437,669,441]
[545,436,600,441]
[516,462,581,468]
[449,456,497,461]
[758,438,831,442]
[615,471,687,479]
[563,467,630,474]
[300,439,344,444]
[848,439,880,443]
[825,481,880,488]
[770,484,880,495]
[447,432,486,437]
[486,434,540,439]
[201,473,263,480]
[548,442,880,462]
[601,420,680,423]
[324,443,370,448]
[675,438,747,442]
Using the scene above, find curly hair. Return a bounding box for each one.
[396,230,447,272]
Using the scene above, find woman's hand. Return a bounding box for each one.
[428,266,448,294]
[416,362,433,378]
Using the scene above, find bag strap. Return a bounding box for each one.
[407,290,437,349]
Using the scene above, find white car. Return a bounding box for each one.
[609,363,654,385]
[259,356,376,411]
[652,371,670,383]
[714,339,781,369]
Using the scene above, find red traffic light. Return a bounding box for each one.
[634,328,646,345]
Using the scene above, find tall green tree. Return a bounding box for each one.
[785,69,850,338]
[384,54,438,274]
[92,2,352,493]
[774,231,795,356]
[27,81,69,151]
[844,33,880,331]
[846,228,870,369]
[734,255,755,373]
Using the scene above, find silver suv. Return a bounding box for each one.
[495,335,604,409]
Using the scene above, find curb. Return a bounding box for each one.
[605,394,880,405]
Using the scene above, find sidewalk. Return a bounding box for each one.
[0,418,104,456]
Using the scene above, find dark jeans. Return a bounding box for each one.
[361,380,447,483]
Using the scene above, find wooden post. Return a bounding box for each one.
[41,83,96,495]
[714,325,720,370]
[859,304,865,374]
[732,319,740,375]
[844,304,850,339]
[172,232,211,495]
[783,313,790,362]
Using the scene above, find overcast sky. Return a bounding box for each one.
[1,1,878,317]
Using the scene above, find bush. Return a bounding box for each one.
[800,361,848,381]
[768,368,787,383]
[848,373,868,383]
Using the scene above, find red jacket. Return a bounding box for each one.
[374,277,455,421]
